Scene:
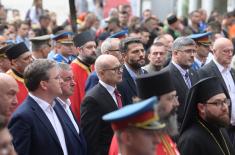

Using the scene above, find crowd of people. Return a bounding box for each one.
[1,0,235,155]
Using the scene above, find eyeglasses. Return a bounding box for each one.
[221,48,233,54]
[206,98,231,108]
[103,65,123,73]
[178,49,196,54]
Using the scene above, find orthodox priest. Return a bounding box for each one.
[178,77,235,155]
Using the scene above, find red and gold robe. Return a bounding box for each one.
[70,58,93,121]
[109,134,180,155]
[7,69,28,108]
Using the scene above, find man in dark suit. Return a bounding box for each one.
[8,59,79,155]
[163,37,199,124]
[117,37,146,106]
[198,37,235,147]
[81,54,123,155]
[55,63,87,155]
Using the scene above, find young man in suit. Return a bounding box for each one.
[198,37,235,147]
[118,37,146,106]
[55,63,87,155]
[81,54,123,155]
[163,36,199,125]
[8,59,76,155]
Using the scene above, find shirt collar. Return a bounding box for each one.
[56,97,71,108]
[99,80,116,94]
[194,57,203,67]
[172,61,188,76]
[29,93,56,111]
[213,58,231,73]
[124,63,145,81]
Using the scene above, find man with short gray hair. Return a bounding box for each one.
[85,38,123,92]
[163,36,199,124]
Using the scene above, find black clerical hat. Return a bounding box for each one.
[136,70,175,99]
[180,76,227,134]
[73,30,95,47]
[6,42,29,60]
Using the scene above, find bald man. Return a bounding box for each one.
[0,73,18,120]
[81,54,123,155]
[199,37,235,147]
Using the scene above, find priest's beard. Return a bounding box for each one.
[204,109,230,127]
[83,55,97,65]
[158,107,179,136]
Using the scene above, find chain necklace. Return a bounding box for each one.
[198,120,231,155]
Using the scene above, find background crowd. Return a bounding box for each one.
[1,0,235,155]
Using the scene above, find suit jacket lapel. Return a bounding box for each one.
[54,100,80,140]
[98,83,119,110]
[29,96,61,147]
[123,66,137,95]
[170,63,188,89]
[211,61,229,92]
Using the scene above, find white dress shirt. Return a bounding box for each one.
[213,59,235,125]
[29,93,68,155]
[56,97,80,134]
[99,80,119,107]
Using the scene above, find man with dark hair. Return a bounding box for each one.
[199,37,235,147]
[9,59,82,155]
[189,32,212,71]
[6,42,33,106]
[117,37,146,106]
[52,31,75,64]
[143,42,168,73]
[163,37,199,125]
[70,30,97,121]
[178,77,235,155]
[15,21,30,49]
[34,14,51,36]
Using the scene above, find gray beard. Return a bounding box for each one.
[161,114,179,137]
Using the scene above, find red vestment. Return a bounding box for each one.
[7,69,28,108]
[109,134,180,155]
[70,59,93,121]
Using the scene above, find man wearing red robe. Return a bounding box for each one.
[5,42,33,107]
[70,30,97,121]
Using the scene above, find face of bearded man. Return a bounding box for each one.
[157,91,179,136]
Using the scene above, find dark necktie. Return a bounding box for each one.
[185,71,191,88]
[114,89,122,108]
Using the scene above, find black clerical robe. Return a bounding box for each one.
[178,120,235,155]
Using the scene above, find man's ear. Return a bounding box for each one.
[39,80,48,91]
[197,103,206,116]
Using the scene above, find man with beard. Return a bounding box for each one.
[190,32,212,71]
[70,30,97,121]
[178,77,235,155]
[109,70,180,155]
[163,37,199,125]
[117,37,146,106]
[6,42,33,106]
[198,37,235,147]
